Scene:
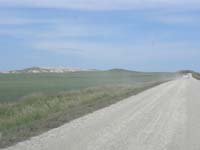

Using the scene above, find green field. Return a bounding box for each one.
[0,70,178,148]
[0,70,177,102]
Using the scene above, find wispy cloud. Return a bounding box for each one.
[0,3,200,71]
[32,40,125,61]
[0,16,120,41]
[0,17,58,25]
[1,0,200,10]
[32,38,200,62]
[148,12,200,25]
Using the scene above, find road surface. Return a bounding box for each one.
[3,74,200,150]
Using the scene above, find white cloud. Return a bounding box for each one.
[32,38,200,63]
[32,38,125,57]
[0,0,200,10]
[0,17,58,25]
[36,24,119,39]
[0,15,119,40]
[33,40,124,60]
[148,13,200,25]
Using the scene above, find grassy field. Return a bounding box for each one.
[0,70,176,102]
[0,70,177,147]
[192,72,200,80]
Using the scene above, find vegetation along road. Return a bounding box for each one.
[2,74,200,150]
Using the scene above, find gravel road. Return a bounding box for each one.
[2,74,200,150]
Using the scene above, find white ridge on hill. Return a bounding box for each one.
[8,67,94,74]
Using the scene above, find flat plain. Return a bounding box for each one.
[0,70,178,148]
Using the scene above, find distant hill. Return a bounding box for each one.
[8,67,94,74]
[108,68,141,73]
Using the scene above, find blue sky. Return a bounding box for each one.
[0,0,200,71]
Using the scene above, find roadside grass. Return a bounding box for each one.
[191,72,200,80]
[0,82,163,148]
